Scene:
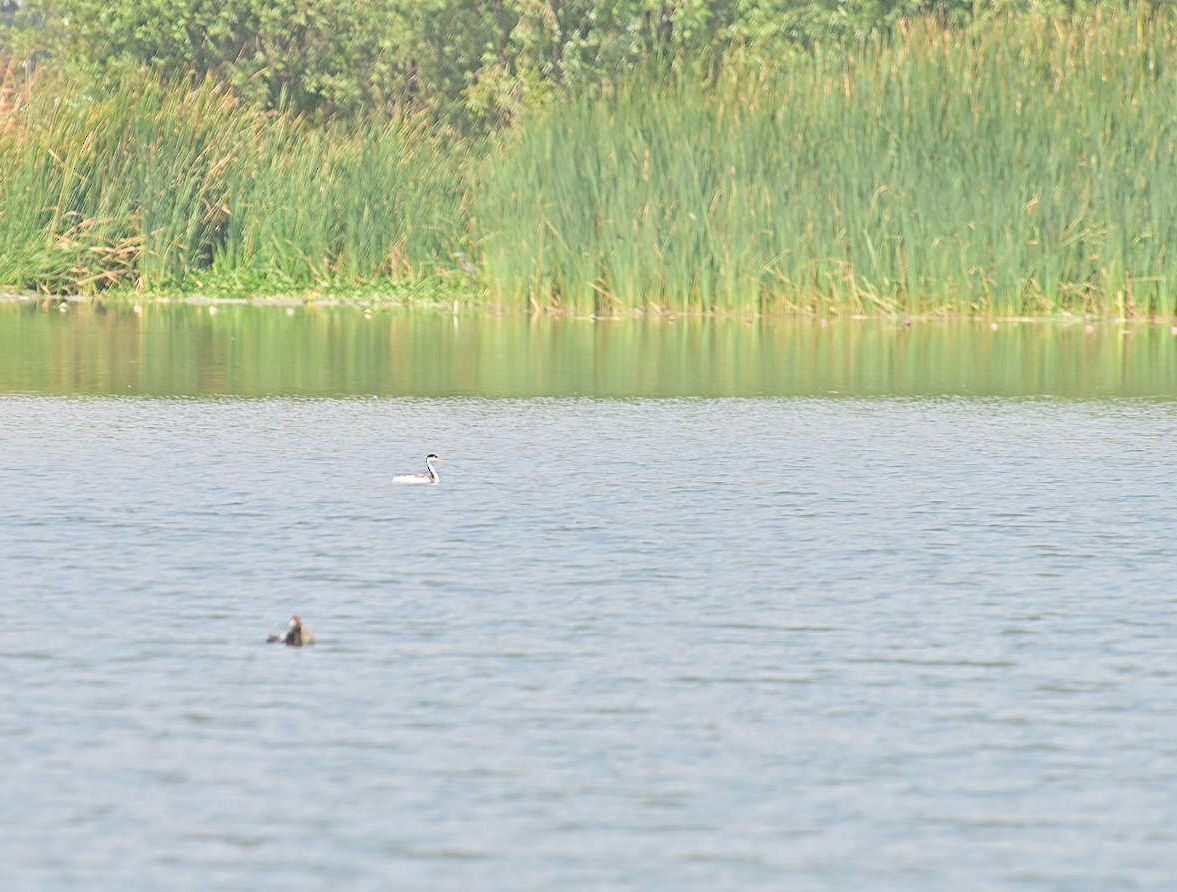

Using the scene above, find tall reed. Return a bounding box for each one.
[0,73,471,294]
[209,118,469,288]
[477,5,1177,315]
[1,75,250,291]
[5,5,1177,315]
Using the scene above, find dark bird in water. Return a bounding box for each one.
[268,615,315,647]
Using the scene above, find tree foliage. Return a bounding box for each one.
[7,0,1138,129]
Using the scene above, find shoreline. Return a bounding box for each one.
[4,291,1176,327]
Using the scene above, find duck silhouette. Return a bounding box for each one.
[267,615,315,647]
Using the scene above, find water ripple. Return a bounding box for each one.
[2,395,1176,891]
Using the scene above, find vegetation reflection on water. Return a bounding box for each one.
[2,300,1177,398]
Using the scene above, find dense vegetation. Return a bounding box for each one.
[5,0,1014,128]
[3,2,1177,315]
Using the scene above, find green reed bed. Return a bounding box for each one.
[4,6,1177,316]
[1,77,253,291]
[478,7,1177,315]
[0,74,470,295]
[208,118,469,290]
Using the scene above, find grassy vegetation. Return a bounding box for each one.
[480,7,1177,316]
[0,72,472,295]
[4,5,1177,316]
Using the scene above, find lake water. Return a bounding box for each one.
[2,300,1177,890]
[4,299,1177,397]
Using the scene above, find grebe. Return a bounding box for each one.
[393,453,446,485]
[267,615,315,647]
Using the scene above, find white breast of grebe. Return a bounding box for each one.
[392,473,434,484]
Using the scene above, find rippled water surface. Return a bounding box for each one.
[3,394,1176,890]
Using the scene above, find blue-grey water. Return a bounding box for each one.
[3,395,1176,890]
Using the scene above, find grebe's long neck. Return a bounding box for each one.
[425,456,440,483]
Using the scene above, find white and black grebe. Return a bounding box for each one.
[393,453,446,485]
[268,614,314,647]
